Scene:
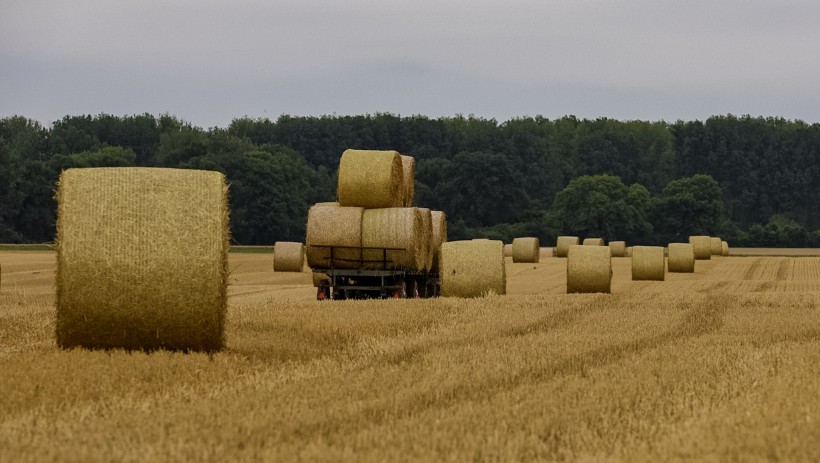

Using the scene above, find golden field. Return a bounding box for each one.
[2,250,820,461]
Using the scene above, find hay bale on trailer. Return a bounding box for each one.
[512,237,540,263]
[583,238,605,246]
[631,246,665,281]
[312,272,331,287]
[555,236,580,257]
[55,167,228,352]
[273,241,305,272]
[710,237,722,256]
[400,155,415,207]
[418,208,433,271]
[667,243,695,273]
[305,204,364,269]
[430,211,447,272]
[721,241,729,257]
[567,245,611,293]
[609,241,626,257]
[440,239,505,297]
[336,149,404,208]
[689,236,712,260]
[361,207,423,270]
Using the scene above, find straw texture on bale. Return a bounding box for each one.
[609,241,626,257]
[440,239,505,297]
[336,149,404,208]
[631,246,666,281]
[555,236,580,257]
[583,238,605,246]
[503,244,512,257]
[689,236,712,260]
[667,243,695,273]
[305,204,363,269]
[312,272,331,288]
[566,245,611,294]
[625,247,633,257]
[361,208,423,270]
[56,167,228,352]
[400,155,415,207]
[512,237,540,263]
[273,241,305,272]
[710,237,722,255]
[721,241,729,257]
[418,208,433,271]
[430,211,447,272]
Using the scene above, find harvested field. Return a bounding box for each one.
[2,250,820,461]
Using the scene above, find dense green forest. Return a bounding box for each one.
[1,113,819,247]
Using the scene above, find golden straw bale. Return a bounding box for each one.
[418,208,433,271]
[430,211,447,272]
[689,235,712,260]
[336,149,404,208]
[400,155,415,207]
[503,244,512,257]
[631,245,665,281]
[273,241,305,272]
[314,201,339,207]
[555,236,580,257]
[583,238,605,246]
[512,237,540,263]
[609,241,626,257]
[625,246,633,257]
[55,167,228,352]
[721,241,729,257]
[361,208,423,270]
[566,245,611,293]
[667,243,695,273]
[305,204,363,269]
[440,239,505,297]
[710,237,722,255]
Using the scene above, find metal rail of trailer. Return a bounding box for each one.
[309,244,440,300]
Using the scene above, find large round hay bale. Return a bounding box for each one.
[440,239,505,297]
[55,167,228,352]
[710,237,722,256]
[430,211,447,272]
[400,155,415,207]
[567,245,611,293]
[273,241,305,272]
[631,246,665,281]
[361,208,423,270]
[609,241,626,257]
[337,149,404,208]
[305,204,363,269]
[667,243,695,273]
[583,238,605,246]
[625,246,633,257]
[418,208,433,271]
[503,243,512,257]
[721,241,729,257]
[512,237,540,263]
[555,236,580,257]
[689,236,712,260]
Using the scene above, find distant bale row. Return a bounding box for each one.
[609,241,626,257]
[689,235,712,260]
[440,239,505,297]
[567,245,611,293]
[555,236,579,257]
[668,243,695,273]
[273,242,305,272]
[632,246,665,281]
[512,237,540,263]
[583,238,605,246]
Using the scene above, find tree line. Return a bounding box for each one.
[1,112,819,247]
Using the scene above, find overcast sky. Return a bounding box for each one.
[2,0,820,128]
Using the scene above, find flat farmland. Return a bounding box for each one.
[2,251,820,461]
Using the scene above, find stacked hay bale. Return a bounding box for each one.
[567,245,612,293]
[55,167,228,352]
[273,242,305,272]
[609,241,626,257]
[667,243,695,273]
[430,211,447,270]
[721,241,730,257]
[710,237,722,256]
[689,236,712,260]
[400,155,415,207]
[583,238,605,246]
[305,203,364,269]
[440,240,505,297]
[631,246,665,281]
[511,237,540,263]
[418,208,433,271]
[555,236,580,257]
[337,149,404,208]
[362,207,424,270]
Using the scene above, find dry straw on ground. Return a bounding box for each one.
[439,239,505,297]
[400,155,415,207]
[512,237,540,263]
[418,208,433,271]
[566,244,611,293]
[667,243,695,273]
[631,246,666,281]
[336,149,404,208]
[361,207,423,270]
[722,241,729,257]
[555,236,580,257]
[710,237,722,256]
[609,241,626,257]
[430,211,447,272]
[305,204,363,269]
[689,235,712,260]
[583,238,605,246]
[273,242,305,272]
[55,167,228,352]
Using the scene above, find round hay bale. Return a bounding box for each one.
[400,155,415,207]
[503,243,512,257]
[418,208,433,271]
[430,211,447,272]
[361,207,423,270]
[631,245,665,281]
[273,241,305,272]
[314,201,339,207]
[567,245,611,293]
[583,237,605,246]
[512,237,540,263]
[710,237,722,255]
[55,167,228,352]
[312,272,331,287]
[689,236,712,260]
[337,149,404,208]
[440,239,505,297]
[305,204,363,269]
[609,241,626,257]
[667,243,695,273]
[721,241,729,257]
[555,236,580,257]
[625,246,633,257]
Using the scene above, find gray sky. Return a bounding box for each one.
[2,0,820,128]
